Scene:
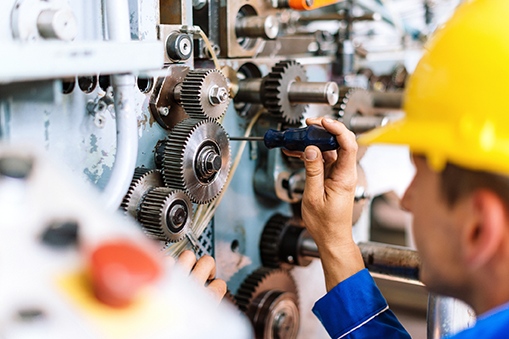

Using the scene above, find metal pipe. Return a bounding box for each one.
[235,78,262,103]
[427,294,476,339]
[299,234,421,282]
[370,91,403,109]
[102,0,138,210]
[235,15,279,40]
[349,114,389,134]
[298,13,376,23]
[288,81,339,105]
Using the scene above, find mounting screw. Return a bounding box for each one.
[158,106,170,116]
[209,86,229,105]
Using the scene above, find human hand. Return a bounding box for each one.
[283,117,364,290]
[176,250,227,304]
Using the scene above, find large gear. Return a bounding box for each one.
[261,60,308,124]
[121,168,164,218]
[180,69,231,120]
[236,267,300,339]
[138,187,193,242]
[162,118,231,204]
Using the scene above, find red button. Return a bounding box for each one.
[89,241,161,308]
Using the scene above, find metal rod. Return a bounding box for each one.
[298,233,421,282]
[349,115,389,133]
[229,136,265,141]
[235,78,263,103]
[427,294,476,339]
[287,81,339,105]
[370,91,404,109]
[298,13,376,23]
[235,15,279,40]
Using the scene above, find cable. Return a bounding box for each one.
[198,29,220,70]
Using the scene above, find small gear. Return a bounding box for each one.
[335,87,375,160]
[261,60,308,124]
[162,118,231,204]
[138,187,193,242]
[335,86,374,126]
[121,168,164,218]
[236,267,300,339]
[180,69,231,120]
[260,214,312,269]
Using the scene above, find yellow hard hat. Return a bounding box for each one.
[358,0,509,175]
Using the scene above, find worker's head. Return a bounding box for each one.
[359,0,509,306]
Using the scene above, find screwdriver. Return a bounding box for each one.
[230,125,339,152]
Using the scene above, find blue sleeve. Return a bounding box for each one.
[312,269,411,339]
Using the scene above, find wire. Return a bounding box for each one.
[198,29,220,70]
[193,108,265,236]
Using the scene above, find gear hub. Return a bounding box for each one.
[236,267,300,339]
[180,69,231,120]
[138,187,193,242]
[260,60,308,124]
[162,118,231,204]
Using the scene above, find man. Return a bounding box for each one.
[284,0,509,337]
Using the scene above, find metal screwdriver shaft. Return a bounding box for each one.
[229,137,265,141]
[230,125,340,152]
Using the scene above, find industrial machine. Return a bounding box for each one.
[0,0,470,338]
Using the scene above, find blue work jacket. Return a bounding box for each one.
[312,269,509,338]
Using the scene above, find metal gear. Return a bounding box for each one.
[138,187,193,242]
[121,168,164,218]
[335,86,375,129]
[180,69,231,120]
[236,267,300,339]
[335,87,375,160]
[260,214,312,269]
[162,118,231,204]
[261,60,308,124]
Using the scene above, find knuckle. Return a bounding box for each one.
[199,255,215,267]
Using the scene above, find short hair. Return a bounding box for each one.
[440,163,509,209]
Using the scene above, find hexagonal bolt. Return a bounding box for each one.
[37,9,78,41]
[205,153,222,173]
[209,86,229,106]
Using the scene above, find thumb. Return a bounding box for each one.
[303,146,324,197]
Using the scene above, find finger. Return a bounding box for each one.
[305,117,325,126]
[321,118,358,182]
[322,150,337,164]
[176,250,197,275]
[282,149,304,159]
[303,145,325,200]
[207,279,227,303]
[189,255,216,285]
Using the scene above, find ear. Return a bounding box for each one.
[463,190,506,269]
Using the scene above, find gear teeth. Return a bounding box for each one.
[121,167,158,213]
[180,69,230,120]
[162,118,231,204]
[261,60,308,124]
[138,187,192,242]
[235,267,275,313]
[260,214,291,268]
[235,267,299,314]
[162,118,201,192]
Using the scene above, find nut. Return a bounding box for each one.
[209,86,229,105]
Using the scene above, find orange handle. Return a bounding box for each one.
[288,0,344,11]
